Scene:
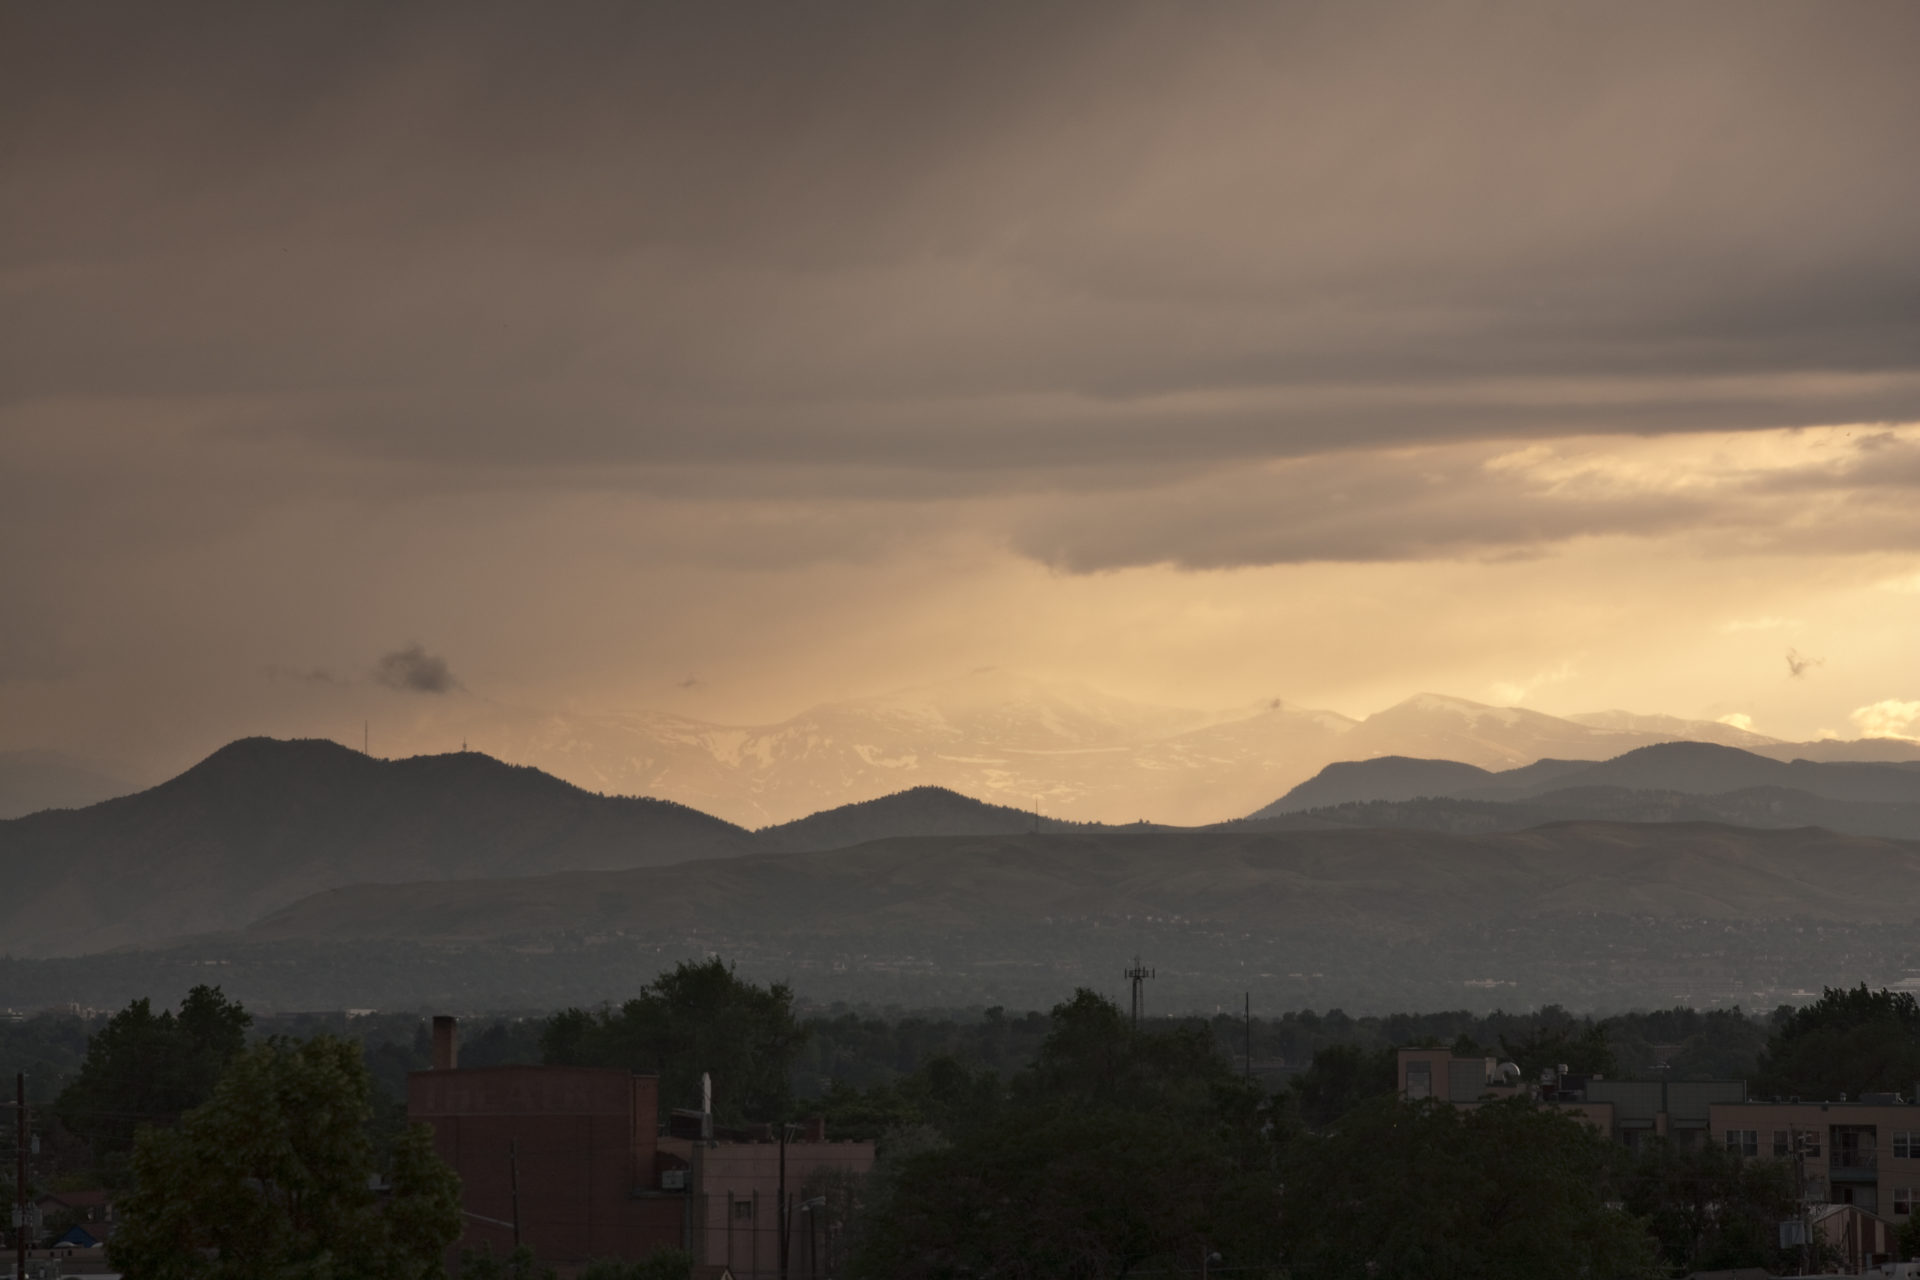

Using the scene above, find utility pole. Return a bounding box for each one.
[1124,956,1154,1028]
[1244,992,1252,1082]
[778,1123,789,1280]
[15,1073,25,1280]
[509,1139,521,1249]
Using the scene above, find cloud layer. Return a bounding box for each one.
[5,2,1920,775]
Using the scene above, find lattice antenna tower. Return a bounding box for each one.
[1124,955,1155,1028]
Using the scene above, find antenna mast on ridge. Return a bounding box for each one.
[1124,955,1155,1028]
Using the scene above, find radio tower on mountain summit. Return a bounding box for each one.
[1124,955,1155,1028]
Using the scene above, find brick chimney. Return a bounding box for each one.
[432,1015,458,1071]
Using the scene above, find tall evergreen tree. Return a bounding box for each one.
[55,985,250,1164]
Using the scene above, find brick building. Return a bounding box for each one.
[408,1017,874,1278]
[408,1061,691,1268]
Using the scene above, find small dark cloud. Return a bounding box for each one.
[1786,649,1824,679]
[374,644,459,694]
[676,674,703,690]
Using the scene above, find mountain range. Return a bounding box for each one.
[9,728,1920,963]
[0,739,752,957]
[15,674,1918,828]
[462,679,1877,827]
[0,739,1172,958]
[9,708,1920,1019]
[1243,742,1920,837]
[1262,741,1920,812]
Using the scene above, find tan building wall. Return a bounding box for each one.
[1712,1100,1920,1221]
[659,1135,875,1280]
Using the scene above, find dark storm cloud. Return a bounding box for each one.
[373,645,458,695]
[6,3,1919,469]
[5,0,1920,600]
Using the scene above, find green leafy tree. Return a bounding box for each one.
[1760,984,1920,1099]
[55,985,250,1166]
[1900,1208,1920,1262]
[814,1052,1005,1141]
[109,1035,461,1280]
[1276,1097,1660,1280]
[542,958,805,1122]
[1619,1138,1798,1274]
[852,990,1281,1279]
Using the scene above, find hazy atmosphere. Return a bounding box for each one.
[7,2,1920,813]
[11,8,1920,1278]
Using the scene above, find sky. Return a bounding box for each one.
[5,2,1920,783]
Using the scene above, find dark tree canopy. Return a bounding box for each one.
[1620,1138,1799,1275]
[1498,1021,1618,1078]
[54,984,250,1163]
[1283,1042,1397,1130]
[852,989,1280,1279]
[1277,1097,1660,1280]
[541,958,805,1122]
[1760,983,1920,1099]
[110,1034,461,1280]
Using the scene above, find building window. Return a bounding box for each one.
[733,1200,754,1221]
[1774,1130,1791,1157]
[1725,1130,1758,1158]
[1406,1061,1431,1100]
[1896,1131,1920,1159]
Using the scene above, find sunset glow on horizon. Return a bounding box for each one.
[6,3,1920,811]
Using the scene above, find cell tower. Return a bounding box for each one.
[1124,955,1155,1028]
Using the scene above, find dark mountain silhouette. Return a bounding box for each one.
[754,786,1044,851]
[1248,757,1498,816]
[1252,741,1920,816]
[1493,741,1920,804]
[1238,784,1920,841]
[0,737,752,957]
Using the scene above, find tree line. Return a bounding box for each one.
[18,970,1920,1276]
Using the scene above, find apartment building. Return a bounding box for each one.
[1710,1095,1920,1221]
